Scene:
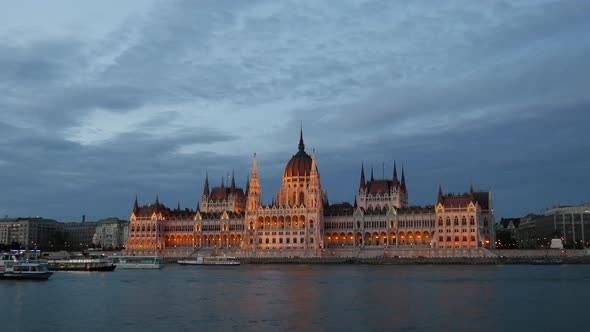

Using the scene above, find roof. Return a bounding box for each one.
[473,191,491,211]
[209,187,246,201]
[284,150,313,178]
[324,203,354,216]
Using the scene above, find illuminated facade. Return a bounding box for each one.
[126,130,495,257]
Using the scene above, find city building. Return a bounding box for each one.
[515,204,590,249]
[127,130,495,257]
[92,217,129,250]
[62,221,97,251]
[0,217,61,250]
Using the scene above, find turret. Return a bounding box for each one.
[230,170,236,194]
[393,161,399,187]
[247,153,261,210]
[359,162,366,190]
[133,195,139,214]
[400,165,406,193]
[203,173,210,197]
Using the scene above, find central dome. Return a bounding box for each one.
[283,129,312,178]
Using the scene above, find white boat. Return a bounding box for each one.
[108,256,164,269]
[178,254,240,266]
[47,257,116,271]
[1,253,53,280]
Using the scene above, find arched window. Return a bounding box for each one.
[292,192,296,205]
[461,217,467,226]
[453,217,459,226]
[469,216,475,226]
[438,218,443,226]
[299,192,305,206]
[446,218,451,226]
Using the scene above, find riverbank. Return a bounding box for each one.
[161,256,590,265]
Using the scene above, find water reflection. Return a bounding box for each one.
[1,265,590,331]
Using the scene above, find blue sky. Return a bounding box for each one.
[0,0,589,221]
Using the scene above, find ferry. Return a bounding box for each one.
[47,257,116,271]
[1,253,53,280]
[108,256,164,269]
[178,254,240,266]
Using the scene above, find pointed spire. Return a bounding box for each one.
[245,174,250,194]
[197,201,201,212]
[310,149,318,176]
[230,170,236,193]
[252,153,258,177]
[393,161,399,187]
[203,172,210,196]
[177,201,180,211]
[400,164,407,193]
[353,196,358,209]
[298,124,305,152]
[470,183,474,194]
[359,162,366,189]
[133,195,139,213]
[155,194,159,205]
[370,165,374,182]
[438,184,444,203]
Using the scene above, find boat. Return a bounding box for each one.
[1,253,53,280]
[47,257,116,271]
[108,256,164,269]
[178,254,240,266]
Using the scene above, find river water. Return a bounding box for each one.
[1,264,589,331]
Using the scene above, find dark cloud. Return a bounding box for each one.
[0,0,589,220]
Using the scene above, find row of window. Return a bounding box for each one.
[440,228,477,233]
[438,216,475,226]
[439,235,476,242]
[259,231,306,236]
[256,237,314,244]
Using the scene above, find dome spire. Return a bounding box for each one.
[298,123,305,152]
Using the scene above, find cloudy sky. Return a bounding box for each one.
[1,0,588,221]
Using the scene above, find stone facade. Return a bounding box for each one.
[126,130,495,257]
[92,217,129,249]
[0,217,61,250]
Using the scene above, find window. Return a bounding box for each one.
[259,238,262,244]
[454,217,459,226]
[279,238,283,244]
[265,238,269,244]
[439,236,444,242]
[461,217,467,226]
[454,236,459,241]
[446,218,451,226]
[293,238,297,243]
[462,235,467,241]
[301,238,305,243]
[272,238,276,244]
[310,238,314,243]
[446,236,451,242]
[470,235,475,241]
[438,218,443,226]
[287,238,290,244]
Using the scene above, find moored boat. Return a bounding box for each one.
[178,254,240,266]
[1,253,53,280]
[108,256,164,269]
[47,258,116,271]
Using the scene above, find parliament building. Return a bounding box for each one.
[126,130,495,257]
